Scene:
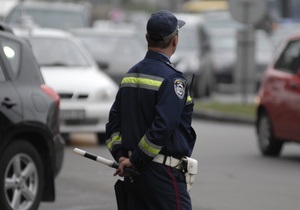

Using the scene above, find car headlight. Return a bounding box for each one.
[94,88,116,101]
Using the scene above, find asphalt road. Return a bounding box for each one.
[40,119,300,210]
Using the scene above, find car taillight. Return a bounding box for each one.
[40,84,60,106]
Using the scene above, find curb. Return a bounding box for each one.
[193,109,255,125]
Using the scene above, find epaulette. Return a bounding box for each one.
[165,62,182,73]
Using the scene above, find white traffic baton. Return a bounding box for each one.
[73,148,139,176]
[73,148,132,210]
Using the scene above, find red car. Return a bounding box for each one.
[256,33,300,157]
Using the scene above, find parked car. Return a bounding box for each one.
[209,28,274,92]
[0,24,64,210]
[4,1,92,30]
[172,13,216,98]
[256,33,300,157]
[200,10,242,30]
[70,26,145,84]
[14,28,118,144]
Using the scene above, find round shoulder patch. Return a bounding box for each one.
[174,78,186,99]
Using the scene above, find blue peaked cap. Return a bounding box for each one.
[147,10,185,40]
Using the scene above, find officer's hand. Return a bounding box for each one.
[118,157,127,163]
[114,158,133,177]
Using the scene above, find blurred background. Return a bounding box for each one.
[1,0,300,141]
[1,1,300,210]
[1,0,300,95]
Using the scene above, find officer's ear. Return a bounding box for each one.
[172,35,178,47]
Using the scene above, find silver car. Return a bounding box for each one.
[71,25,146,84]
[14,28,118,144]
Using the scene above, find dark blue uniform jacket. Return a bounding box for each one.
[106,50,196,169]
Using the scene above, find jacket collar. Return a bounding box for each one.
[145,50,171,64]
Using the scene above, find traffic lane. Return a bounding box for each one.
[40,136,118,210]
[40,121,300,210]
[191,120,300,210]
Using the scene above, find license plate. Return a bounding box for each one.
[60,110,85,120]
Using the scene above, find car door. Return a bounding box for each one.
[271,39,300,141]
[0,35,22,131]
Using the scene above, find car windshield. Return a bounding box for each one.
[8,8,87,29]
[77,34,144,62]
[1,39,21,75]
[211,31,273,54]
[28,37,90,67]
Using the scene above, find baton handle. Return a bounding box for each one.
[74,148,116,167]
[73,148,139,176]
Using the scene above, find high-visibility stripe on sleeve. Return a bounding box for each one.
[138,135,162,157]
[121,73,164,91]
[106,132,122,151]
[186,95,193,105]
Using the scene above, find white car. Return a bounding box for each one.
[14,28,118,143]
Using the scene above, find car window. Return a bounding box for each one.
[7,7,88,29]
[28,37,90,67]
[0,38,21,76]
[78,35,144,62]
[0,62,5,82]
[114,39,144,60]
[274,40,300,74]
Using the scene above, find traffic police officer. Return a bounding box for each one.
[106,10,196,210]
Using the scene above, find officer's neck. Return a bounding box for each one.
[148,47,174,59]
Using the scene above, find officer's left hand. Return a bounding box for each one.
[114,157,133,177]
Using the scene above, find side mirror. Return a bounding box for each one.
[97,61,109,70]
[297,69,300,77]
[0,23,13,33]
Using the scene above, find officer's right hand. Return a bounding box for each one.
[114,157,133,177]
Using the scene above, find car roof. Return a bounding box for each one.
[174,13,205,26]
[13,27,73,39]
[286,33,300,42]
[70,26,137,37]
[11,1,88,12]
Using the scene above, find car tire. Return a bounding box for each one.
[0,140,44,210]
[193,74,212,99]
[96,133,106,145]
[257,113,283,157]
[191,74,201,99]
[61,133,70,145]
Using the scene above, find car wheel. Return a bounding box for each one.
[0,140,44,210]
[61,133,70,144]
[192,75,201,99]
[257,113,283,157]
[96,133,106,145]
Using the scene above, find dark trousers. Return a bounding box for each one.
[124,162,192,210]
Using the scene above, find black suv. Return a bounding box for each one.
[0,24,64,210]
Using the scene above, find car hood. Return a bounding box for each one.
[212,50,236,64]
[40,66,117,92]
[172,50,197,61]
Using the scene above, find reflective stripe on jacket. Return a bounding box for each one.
[105,50,196,168]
